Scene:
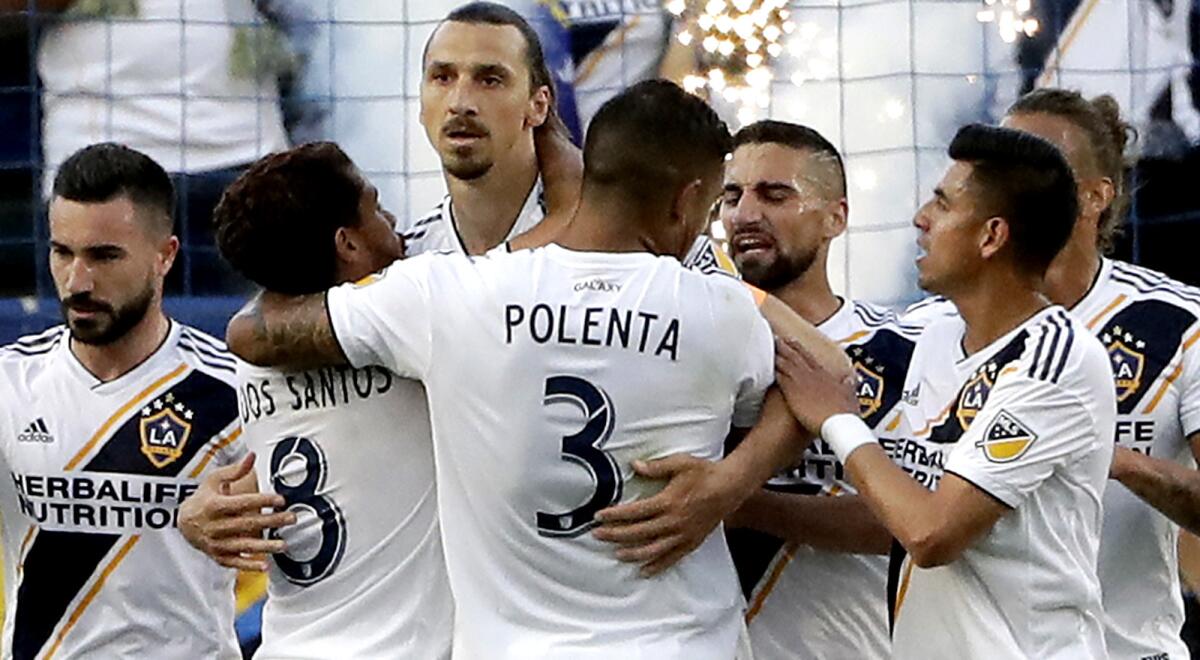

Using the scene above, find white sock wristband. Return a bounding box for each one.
[820,413,877,463]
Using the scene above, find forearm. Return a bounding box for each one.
[736,489,891,554]
[717,389,811,507]
[1113,447,1200,535]
[226,291,346,369]
[843,445,946,560]
[759,294,852,381]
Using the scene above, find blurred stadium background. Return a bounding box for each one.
[0,0,1198,655]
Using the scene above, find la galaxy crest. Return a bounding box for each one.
[956,361,998,430]
[977,410,1037,463]
[139,393,194,468]
[851,346,885,418]
[1101,325,1145,402]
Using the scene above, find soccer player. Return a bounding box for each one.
[717,120,921,660]
[775,125,1116,659]
[180,143,452,658]
[910,88,1200,659]
[0,143,244,658]
[225,80,807,658]
[418,2,749,281]
[410,2,559,256]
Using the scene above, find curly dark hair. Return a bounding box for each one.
[213,142,363,295]
[1008,88,1136,254]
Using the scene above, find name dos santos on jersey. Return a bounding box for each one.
[238,365,394,423]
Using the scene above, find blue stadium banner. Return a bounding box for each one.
[524,0,583,145]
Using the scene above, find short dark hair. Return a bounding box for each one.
[52,143,174,234]
[583,80,730,200]
[733,120,846,197]
[213,142,364,295]
[1008,88,1135,254]
[426,2,555,97]
[948,124,1079,275]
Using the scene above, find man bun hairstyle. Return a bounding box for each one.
[1008,87,1135,254]
[949,123,1079,276]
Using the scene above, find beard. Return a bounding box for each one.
[442,154,494,181]
[736,244,819,292]
[60,284,154,346]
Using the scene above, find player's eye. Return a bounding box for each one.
[480,76,503,87]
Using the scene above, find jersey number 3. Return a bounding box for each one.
[537,375,623,538]
[270,436,347,585]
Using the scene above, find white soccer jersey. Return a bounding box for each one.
[1073,258,1200,660]
[327,245,774,659]
[402,180,545,257]
[739,300,920,660]
[905,259,1200,659]
[235,361,451,659]
[890,307,1114,660]
[0,322,244,660]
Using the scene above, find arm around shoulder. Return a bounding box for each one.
[226,291,346,369]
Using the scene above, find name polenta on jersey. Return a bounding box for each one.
[505,303,681,361]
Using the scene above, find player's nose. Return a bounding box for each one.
[64,257,95,294]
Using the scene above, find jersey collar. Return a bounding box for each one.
[61,319,181,392]
[444,177,545,255]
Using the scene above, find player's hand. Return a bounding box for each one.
[593,454,741,577]
[775,336,858,434]
[178,452,295,571]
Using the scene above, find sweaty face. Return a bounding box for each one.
[720,144,841,291]
[49,196,170,345]
[913,161,987,295]
[420,21,547,181]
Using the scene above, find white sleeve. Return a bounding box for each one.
[326,255,436,380]
[944,372,1098,508]
[1175,321,1200,437]
[732,290,775,429]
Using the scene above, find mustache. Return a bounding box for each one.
[441,116,489,138]
[62,293,113,314]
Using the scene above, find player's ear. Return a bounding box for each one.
[824,197,848,240]
[156,235,179,279]
[1081,176,1115,225]
[526,85,551,129]
[333,225,357,265]
[671,178,704,226]
[979,216,1009,261]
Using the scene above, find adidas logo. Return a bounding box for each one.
[17,418,53,443]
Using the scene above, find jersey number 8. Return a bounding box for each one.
[537,375,623,538]
[269,436,347,585]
